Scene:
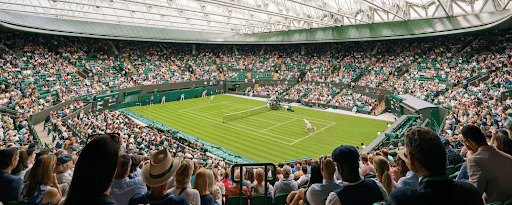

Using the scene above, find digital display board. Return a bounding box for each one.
[94,92,119,111]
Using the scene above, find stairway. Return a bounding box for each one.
[124,57,138,74]
[191,74,197,81]
[253,84,259,90]
[372,100,387,116]
[272,73,279,80]
[329,91,344,105]
[94,75,99,82]
[247,72,251,80]
[216,58,221,64]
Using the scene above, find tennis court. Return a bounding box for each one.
[129,95,388,162]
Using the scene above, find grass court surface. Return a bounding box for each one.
[129,95,388,162]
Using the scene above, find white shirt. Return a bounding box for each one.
[306,179,341,205]
[169,187,201,205]
[325,179,388,205]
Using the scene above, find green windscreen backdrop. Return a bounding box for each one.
[140,88,211,106]
[124,89,142,103]
[94,92,120,111]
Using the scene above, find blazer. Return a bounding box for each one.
[467,145,512,203]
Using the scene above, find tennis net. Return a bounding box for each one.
[223,106,269,123]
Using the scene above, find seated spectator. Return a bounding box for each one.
[207,169,222,205]
[373,156,397,196]
[128,155,142,179]
[306,159,341,205]
[296,165,309,187]
[325,146,388,205]
[443,137,464,166]
[169,159,200,205]
[250,168,273,196]
[193,168,214,205]
[387,126,483,205]
[20,155,61,205]
[0,147,24,204]
[225,169,249,198]
[11,150,29,179]
[63,134,121,205]
[129,149,188,205]
[286,162,323,205]
[272,165,298,197]
[395,149,418,189]
[293,164,303,179]
[462,125,512,203]
[110,154,147,205]
[55,154,74,185]
[360,153,376,177]
[220,170,232,191]
[493,133,512,155]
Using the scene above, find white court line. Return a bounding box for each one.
[262,118,298,131]
[290,122,336,145]
[178,102,228,112]
[178,109,296,143]
[202,106,243,115]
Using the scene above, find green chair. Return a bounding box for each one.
[225,196,248,205]
[505,198,512,205]
[446,165,458,176]
[365,174,377,179]
[250,194,272,205]
[274,193,290,205]
[6,201,30,205]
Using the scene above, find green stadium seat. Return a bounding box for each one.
[504,198,512,205]
[274,193,290,205]
[225,196,248,205]
[250,195,272,205]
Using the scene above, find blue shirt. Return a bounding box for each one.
[200,194,214,205]
[397,171,419,189]
[110,177,147,205]
[128,192,188,205]
[0,171,24,204]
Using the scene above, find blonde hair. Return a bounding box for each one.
[175,159,194,188]
[54,161,73,174]
[255,168,265,184]
[373,156,394,195]
[25,155,57,197]
[192,168,209,195]
[208,169,221,201]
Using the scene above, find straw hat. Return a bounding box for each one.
[141,149,181,187]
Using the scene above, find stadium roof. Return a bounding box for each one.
[0,0,511,34]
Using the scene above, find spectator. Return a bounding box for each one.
[250,168,273,196]
[169,159,200,205]
[129,149,188,205]
[55,154,74,185]
[360,153,376,177]
[19,155,61,205]
[395,149,418,189]
[110,154,147,205]
[0,147,24,204]
[325,145,388,205]
[461,125,512,203]
[287,162,323,205]
[193,168,214,205]
[128,155,142,179]
[373,156,397,196]
[220,170,232,191]
[296,165,310,187]
[380,148,394,163]
[63,134,121,205]
[225,169,249,198]
[306,159,341,205]
[442,137,464,166]
[494,133,512,155]
[11,150,29,179]
[387,126,483,205]
[272,165,298,197]
[207,169,222,205]
[293,164,303,179]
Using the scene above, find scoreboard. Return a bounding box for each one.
[94,92,119,111]
[389,94,403,117]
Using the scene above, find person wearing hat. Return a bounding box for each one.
[387,126,483,205]
[272,165,298,197]
[325,145,387,205]
[55,154,75,185]
[128,149,188,205]
[461,125,512,204]
[395,147,418,189]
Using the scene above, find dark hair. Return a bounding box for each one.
[115,154,132,180]
[461,125,487,144]
[36,148,51,159]
[11,150,28,175]
[26,149,36,159]
[484,131,493,140]
[395,155,409,177]
[301,165,308,174]
[404,126,447,175]
[495,134,512,156]
[308,163,322,186]
[246,168,255,183]
[130,155,141,174]
[64,134,121,205]
[0,147,19,170]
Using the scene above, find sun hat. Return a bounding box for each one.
[141,148,181,187]
[396,147,409,164]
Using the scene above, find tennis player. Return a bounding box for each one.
[180,94,185,101]
[304,119,316,135]
[202,90,207,98]
[209,95,215,103]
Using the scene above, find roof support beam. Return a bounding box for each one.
[285,0,371,24]
[504,0,512,9]
[360,0,407,20]
[436,0,451,16]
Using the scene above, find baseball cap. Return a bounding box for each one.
[57,154,75,165]
[331,145,359,168]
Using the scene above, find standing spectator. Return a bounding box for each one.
[373,156,397,196]
[360,153,376,177]
[193,168,214,205]
[63,134,121,205]
[461,125,512,204]
[19,155,61,205]
[387,126,483,205]
[272,165,298,197]
[110,154,147,205]
[395,149,418,189]
[129,149,188,205]
[325,145,388,205]
[0,147,24,204]
[169,159,200,205]
[306,159,341,205]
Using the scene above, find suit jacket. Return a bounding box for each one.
[467,145,512,203]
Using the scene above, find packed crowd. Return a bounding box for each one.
[329,90,378,112]
[250,85,291,97]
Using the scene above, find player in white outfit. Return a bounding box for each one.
[161,96,165,104]
[304,119,316,135]
[209,95,215,103]
[180,94,185,101]
[202,90,207,98]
